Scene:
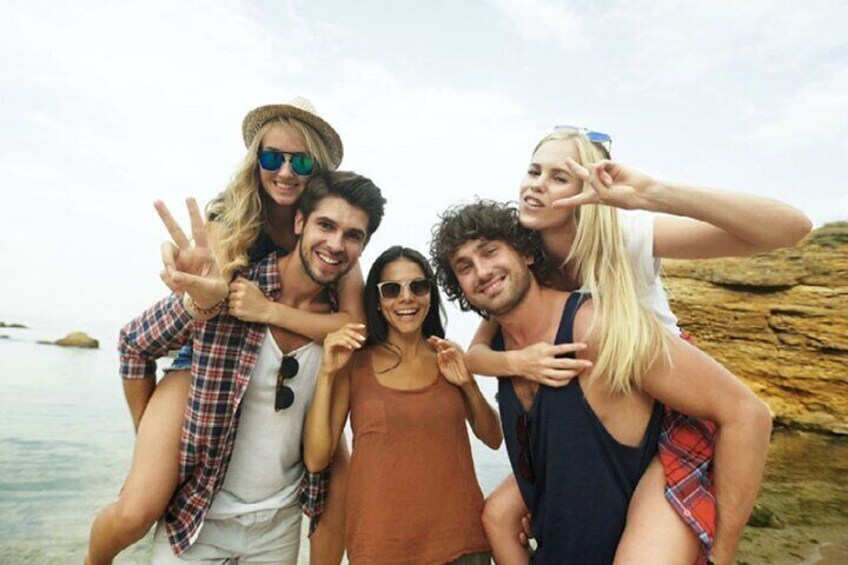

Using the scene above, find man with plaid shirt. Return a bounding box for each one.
[119,172,385,562]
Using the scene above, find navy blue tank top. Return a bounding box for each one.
[494,292,663,564]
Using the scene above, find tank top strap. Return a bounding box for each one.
[491,327,505,352]
[637,400,665,472]
[556,291,591,353]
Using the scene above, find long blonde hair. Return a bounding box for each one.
[534,130,671,395]
[207,117,336,279]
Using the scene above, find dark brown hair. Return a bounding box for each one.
[298,171,387,239]
[429,199,548,318]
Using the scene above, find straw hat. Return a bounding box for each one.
[242,96,343,169]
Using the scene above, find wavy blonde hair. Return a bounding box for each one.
[534,131,671,395]
[207,117,336,279]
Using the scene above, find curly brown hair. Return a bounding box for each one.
[429,199,548,318]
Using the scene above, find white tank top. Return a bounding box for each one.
[207,329,323,519]
[579,212,680,334]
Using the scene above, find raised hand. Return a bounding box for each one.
[509,341,592,387]
[228,277,271,323]
[552,157,657,212]
[321,323,366,376]
[428,336,473,387]
[154,198,228,310]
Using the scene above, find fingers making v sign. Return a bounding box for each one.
[154,198,228,310]
[551,157,657,212]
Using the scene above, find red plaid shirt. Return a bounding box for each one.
[119,251,328,555]
[658,331,717,565]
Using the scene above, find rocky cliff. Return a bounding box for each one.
[662,222,848,435]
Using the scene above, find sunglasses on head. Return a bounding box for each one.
[275,354,299,411]
[258,149,315,176]
[376,278,431,300]
[554,124,612,150]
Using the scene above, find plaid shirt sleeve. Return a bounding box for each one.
[658,331,717,565]
[119,292,194,380]
[299,467,332,536]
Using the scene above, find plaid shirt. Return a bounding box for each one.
[119,251,328,555]
[658,331,717,565]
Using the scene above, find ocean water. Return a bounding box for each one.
[0,318,511,564]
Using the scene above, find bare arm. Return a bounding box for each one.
[304,365,351,473]
[229,262,366,343]
[430,336,502,449]
[638,336,772,564]
[651,186,811,259]
[303,325,364,472]
[465,318,590,387]
[558,158,812,259]
[458,380,502,449]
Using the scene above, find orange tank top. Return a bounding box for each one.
[344,348,490,564]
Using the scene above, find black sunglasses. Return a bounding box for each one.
[376,278,431,300]
[258,149,315,176]
[516,413,535,485]
[275,355,299,411]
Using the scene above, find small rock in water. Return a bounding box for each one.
[54,331,99,349]
[747,503,785,529]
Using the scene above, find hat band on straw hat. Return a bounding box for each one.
[242,96,343,169]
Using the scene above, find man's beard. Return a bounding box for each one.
[298,243,350,287]
[471,267,532,318]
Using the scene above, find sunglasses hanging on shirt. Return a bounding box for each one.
[275,354,300,411]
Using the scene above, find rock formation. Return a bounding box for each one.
[53,331,99,349]
[663,222,847,435]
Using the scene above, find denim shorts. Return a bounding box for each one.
[164,343,192,372]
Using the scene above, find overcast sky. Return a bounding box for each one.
[2,0,846,344]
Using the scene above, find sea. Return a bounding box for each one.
[0,317,512,564]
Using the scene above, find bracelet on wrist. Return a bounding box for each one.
[189,295,226,316]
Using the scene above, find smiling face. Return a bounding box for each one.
[449,238,533,317]
[258,124,311,207]
[518,138,584,232]
[378,258,432,339]
[295,196,368,286]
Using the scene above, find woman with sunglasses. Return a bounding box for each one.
[87,98,358,565]
[303,246,502,564]
[466,127,812,564]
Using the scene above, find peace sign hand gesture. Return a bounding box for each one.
[154,198,228,311]
[552,157,658,212]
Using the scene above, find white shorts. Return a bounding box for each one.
[151,504,301,564]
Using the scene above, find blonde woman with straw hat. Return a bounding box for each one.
[464,127,811,564]
[86,97,357,565]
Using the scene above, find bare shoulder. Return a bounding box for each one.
[571,294,596,343]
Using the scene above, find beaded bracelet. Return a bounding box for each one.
[189,295,226,316]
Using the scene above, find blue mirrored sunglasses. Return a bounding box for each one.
[258,149,315,176]
[554,124,612,148]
